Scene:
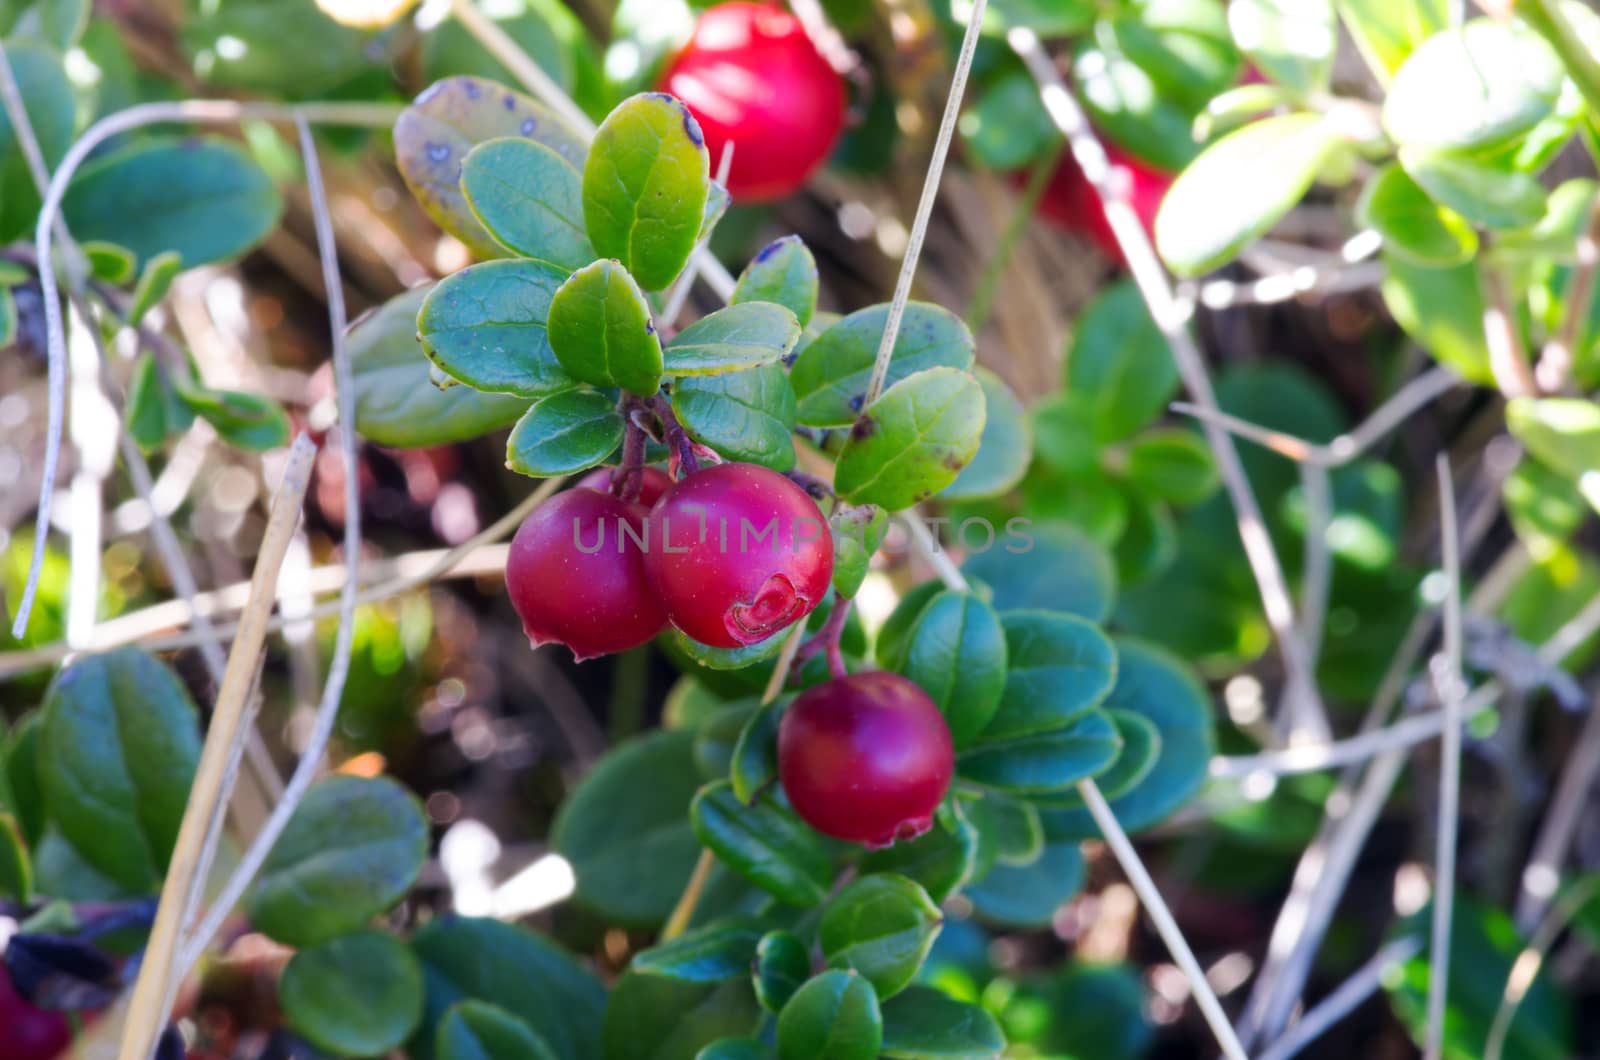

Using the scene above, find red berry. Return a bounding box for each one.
[505,486,667,660]
[659,2,846,202]
[1036,143,1172,263]
[645,463,832,648]
[0,965,71,1060]
[778,671,954,847]
[576,465,674,508]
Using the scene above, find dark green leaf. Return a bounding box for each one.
[834,368,986,511]
[634,917,768,983]
[605,971,762,1060]
[820,875,943,1001]
[1030,393,1101,476]
[182,0,373,94]
[980,794,1045,866]
[39,649,200,891]
[0,812,29,902]
[960,709,1122,794]
[997,963,1153,1059]
[860,814,978,905]
[777,971,882,1060]
[961,524,1116,621]
[1031,708,1162,807]
[1228,0,1335,98]
[1357,162,1477,266]
[1064,281,1176,444]
[461,137,595,270]
[695,701,758,782]
[733,237,818,327]
[965,840,1086,928]
[959,67,1058,171]
[1401,147,1547,230]
[506,388,625,476]
[731,698,783,805]
[943,368,1030,501]
[1114,487,1179,586]
[128,251,182,329]
[695,1039,769,1060]
[438,1000,560,1060]
[548,259,664,395]
[0,45,75,243]
[182,387,289,451]
[901,591,1007,748]
[418,258,576,397]
[875,581,947,672]
[970,610,1118,744]
[2,714,44,847]
[672,363,798,471]
[584,93,709,290]
[1126,429,1221,506]
[664,302,802,376]
[126,354,196,453]
[755,930,812,1013]
[790,303,975,428]
[29,826,129,901]
[246,775,427,947]
[691,780,833,906]
[831,504,888,599]
[281,932,424,1057]
[62,137,282,270]
[880,986,1006,1059]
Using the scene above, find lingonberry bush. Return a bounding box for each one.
[4,0,1600,1057]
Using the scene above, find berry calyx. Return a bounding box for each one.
[659,1,846,202]
[645,462,833,648]
[1036,143,1172,263]
[778,671,954,847]
[0,964,71,1060]
[505,486,667,661]
[577,465,673,508]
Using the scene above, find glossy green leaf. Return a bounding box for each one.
[859,814,978,905]
[246,775,427,947]
[506,388,625,477]
[820,875,943,1001]
[960,709,1121,794]
[584,93,709,290]
[668,626,790,673]
[875,581,947,672]
[282,932,424,1057]
[1036,638,1217,838]
[965,840,1086,928]
[1064,281,1177,444]
[980,793,1045,866]
[1380,254,1492,383]
[691,780,833,906]
[960,67,1058,171]
[978,0,1096,37]
[411,917,605,1060]
[733,236,818,327]
[777,971,882,1060]
[635,918,768,983]
[1156,113,1343,276]
[755,931,811,1013]
[943,368,1031,500]
[664,302,802,376]
[605,972,762,1060]
[969,610,1118,746]
[730,698,783,805]
[395,76,586,259]
[549,259,664,395]
[128,251,182,328]
[672,363,798,471]
[1031,708,1162,807]
[62,137,282,269]
[790,303,975,428]
[39,649,200,891]
[834,368,986,511]
[1126,429,1221,506]
[900,591,1007,748]
[1228,0,1335,98]
[438,1001,560,1060]
[1335,0,1446,83]
[1357,162,1478,266]
[2,715,44,847]
[1382,19,1564,152]
[962,524,1115,621]
[1400,147,1548,230]
[126,354,196,453]
[418,259,575,396]
[461,137,596,270]
[552,729,704,926]
[175,383,290,451]
[84,241,134,284]
[880,986,1007,1060]
[0,45,74,243]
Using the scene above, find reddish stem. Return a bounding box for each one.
[616,401,648,503]
[652,394,701,477]
[794,597,852,680]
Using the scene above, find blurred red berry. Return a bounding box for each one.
[0,965,71,1060]
[1036,144,1173,264]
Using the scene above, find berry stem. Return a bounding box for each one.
[794,597,852,680]
[784,469,833,502]
[651,394,700,477]
[616,401,649,503]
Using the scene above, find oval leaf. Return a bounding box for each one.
[672,362,798,471]
[664,302,802,377]
[634,917,768,984]
[438,1000,560,1060]
[461,136,596,270]
[900,590,1007,748]
[964,840,1086,928]
[1399,146,1548,230]
[1357,162,1477,266]
[0,45,74,242]
[969,610,1118,746]
[961,523,1116,623]
[605,970,762,1060]
[959,709,1122,794]
[690,780,833,906]
[282,932,424,1057]
[834,368,986,512]
[506,388,625,477]
[1064,281,1177,444]
[1031,708,1163,807]
[1228,0,1335,98]
[1126,428,1221,506]
[880,986,1007,1060]
[733,236,818,327]
[418,258,576,396]
[943,368,1031,500]
[777,971,882,1060]
[549,258,664,395]
[859,813,978,905]
[820,875,943,1001]
[790,303,975,428]
[755,930,812,1014]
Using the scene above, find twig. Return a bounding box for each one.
[1011,27,1327,743]
[1255,937,1423,1060]
[1189,259,1385,310]
[861,0,988,408]
[1486,875,1600,1060]
[1482,266,1538,399]
[1425,456,1464,1060]
[794,597,853,679]
[1515,687,1600,929]
[175,117,361,977]
[116,434,317,1060]
[900,512,970,591]
[1298,464,1333,676]
[1536,199,1600,394]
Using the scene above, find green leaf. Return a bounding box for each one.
[1031,708,1163,807]
[980,794,1045,866]
[552,729,704,927]
[178,386,291,451]
[959,709,1122,794]
[965,840,1086,928]
[438,1001,560,1060]
[962,523,1116,621]
[39,649,200,891]
[860,814,978,905]
[1111,0,1240,113]
[1382,19,1564,152]
[411,916,605,1060]
[0,812,30,902]
[349,285,530,448]
[1380,254,1492,383]
[281,932,425,1057]
[461,137,596,271]
[755,930,812,1014]
[691,780,833,906]
[246,775,427,947]
[668,626,790,673]
[418,258,577,397]
[584,92,709,290]
[0,287,14,348]
[1126,429,1220,506]
[996,963,1153,1059]
[29,826,131,901]
[731,698,783,805]
[777,971,882,1060]
[634,918,768,983]
[1064,281,1178,444]
[3,0,90,50]
[422,2,576,97]
[733,237,818,327]
[1335,0,1446,83]
[0,45,74,243]
[606,971,762,1060]
[879,986,1006,1059]
[1155,113,1344,276]
[900,591,1007,748]
[395,76,586,260]
[1035,638,1217,839]
[1030,393,1101,477]
[1505,455,1586,555]
[83,241,134,284]
[695,702,759,782]
[1400,147,1548,230]
[1115,486,1180,586]
[62,137,282,270]
[971,610,1118,744]
[549,259,664,395]
[875,581,947,672]
[820,875,943,1001]
[791,303,975,428]
[831,504,889,600]
[1507,398,1600,505]
[1228,0,1335,98]
[943,368,1031,500]
[1357,162,1478,266]
[2,714,44,847]
[1072,35,1202,174]
[126,354,196,453]
[978,0,1096,37]
[181,0,373,95]
[506,388,625,477]
[960,67,1058,171]
[128,251,182,329]
[834,368,987,512]
[696,1039,770,1060]
[664,302,802,376]
[672,363,798,471]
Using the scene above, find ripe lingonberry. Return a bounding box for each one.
[0,965,71,1060]
[577,465,673,508]
[1037,143,1172,263]
[505,486,666,660]
[778,671,954,847]
[645,462,832,648]
[659,1,846,201]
